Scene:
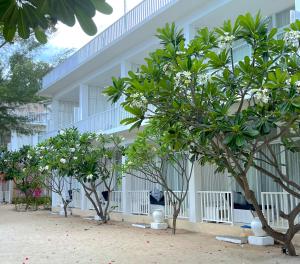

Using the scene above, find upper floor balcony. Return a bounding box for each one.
[39,105,132,142]
[42,0,177,91]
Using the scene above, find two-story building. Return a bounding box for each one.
[39,0,300,231]
[0,103,49,203]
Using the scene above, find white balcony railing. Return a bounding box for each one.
[0,191,10,203]
[127,190,150,215]
[39,105,132,142]
[261,192,300,229]
[197,191,234,224]
[111,191,123,213]
[16,112,48,125]
[164,191,189,219]
[43,0,177,89]
[76,105,132,133]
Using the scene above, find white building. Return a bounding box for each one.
[0,103,49,203]
[39,0,300,230]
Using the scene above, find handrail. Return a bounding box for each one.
[42,0,177,89]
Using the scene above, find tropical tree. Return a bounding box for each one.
[104,16,300,255]
[124,123,194,234]
[38,128,124,222]
[0,145,42,209]
[0,0,113,44]
[36,136,75,217]
[73,131,124,222]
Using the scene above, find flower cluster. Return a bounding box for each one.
[162,62,175,77]
[176,51,186,55]
[174,71,192,89]
[197,73,210,86]
[86,174,93,180]
[39,165,49,172]
[295,80,300,93]
[218,32,235,49]
[284,30,300,48]
[130,92,148,109]
[253,88,269,104]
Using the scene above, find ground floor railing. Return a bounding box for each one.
[0,191,10,203]
[197,191,233,224]
[72,190,81,208]
[164,191,189,219]
[127,190,150,215]
[261,192,300,229]
[111,191,123,213]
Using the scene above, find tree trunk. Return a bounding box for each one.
[172,206,180,235]
[285,240,297,256]
[243,186,298,256]
[63,202,68,218]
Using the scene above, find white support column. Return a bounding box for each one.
[120,61,132,78]
[51,99,60,131]
[183,24,192,46]
[8,180,13,203]
[291,1,300,23]
[296,0,300,12]
[121,155,131,214]
[80,185,87,211]
[188,161,200,223]
[79,84,89,120]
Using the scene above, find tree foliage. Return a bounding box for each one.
[0,145,43,209]
[124,122,194,234]
[0,38,52,140]
[105,14,300,255]
[0,0,113,43]
[37,128,124,222]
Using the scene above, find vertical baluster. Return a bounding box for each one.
[275,194,279,227]
[271,194,274,225]
[266,194,270,225]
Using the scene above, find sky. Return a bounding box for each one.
[48,0,143,50]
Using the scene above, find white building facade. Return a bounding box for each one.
[0,103,49,204]
[40,0,300,228]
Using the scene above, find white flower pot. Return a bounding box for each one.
[251,217,267,237]
[152,209,164,223]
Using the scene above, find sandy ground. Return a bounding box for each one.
[0,205,299,264]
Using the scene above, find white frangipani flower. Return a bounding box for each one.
[253,88,269,104]
[176,50,186,55]
[284,30,300,48]
[86,174,93,180]
[218,32,235,49]
[70,148,75,152]
[60,158,66,164]
[73,156,78,160]
[174,71,192,89]
[197,73,210,86]
[129,92,148,109]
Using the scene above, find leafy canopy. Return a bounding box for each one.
[0,0,113,43]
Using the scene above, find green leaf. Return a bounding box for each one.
[3,24,16,42]
[74,7,97,36]
[90,0,113,15]
[291,96,300,108]
[34,28,47,44]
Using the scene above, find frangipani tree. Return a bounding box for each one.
[36,129,80,217]
[38,128,124,222]
[73,132,124,222]
[0,145,42,209]
[124,123,194,234]
[105,15,300,255]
